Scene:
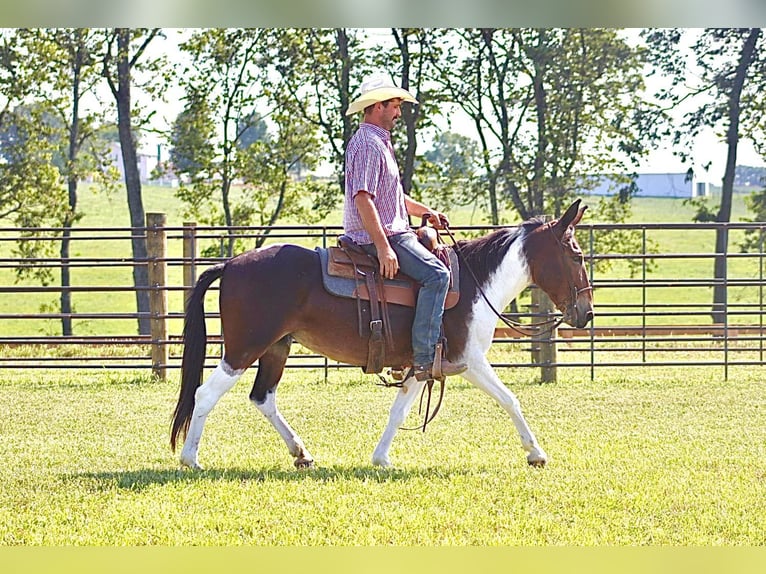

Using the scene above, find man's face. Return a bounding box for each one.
[376,99,403,130]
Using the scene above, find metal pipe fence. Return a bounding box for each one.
[0,215,764,381]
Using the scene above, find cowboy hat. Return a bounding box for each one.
[345,75,418,116]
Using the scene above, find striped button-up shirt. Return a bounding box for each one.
[343,123,409,245]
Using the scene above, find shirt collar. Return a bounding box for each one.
[360,122,391,142]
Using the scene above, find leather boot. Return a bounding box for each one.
[413,359,467,381]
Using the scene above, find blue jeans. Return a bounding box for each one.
[363,231,450,366]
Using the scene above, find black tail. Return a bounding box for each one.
[170,263,226,451]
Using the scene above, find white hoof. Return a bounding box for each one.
[180,453,203,470]
[372,454,392,468]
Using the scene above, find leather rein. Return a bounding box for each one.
[442,223,590,339]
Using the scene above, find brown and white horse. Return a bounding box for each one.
[171,199,593,469]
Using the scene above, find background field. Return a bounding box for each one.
[0,185,759,339]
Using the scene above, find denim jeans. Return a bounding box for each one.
[363,231,450,366]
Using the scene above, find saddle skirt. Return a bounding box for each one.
[316,245,460,309]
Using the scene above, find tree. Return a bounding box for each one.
[429,28,649,223]
[18,28,118,336]
[420,131,482,214]
[102,27,164,335]
[269,28,371,194]
[387,28,446,198]
[645,28,766,323]
[171,29,335,256]
[0,33,66,229]
[0,106,66,270]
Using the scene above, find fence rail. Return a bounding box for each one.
[1,215,764,381]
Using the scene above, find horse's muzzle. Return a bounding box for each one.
[571,299,594,329]
[565,288,594,329]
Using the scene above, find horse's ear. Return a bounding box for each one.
[571,204,587,227]
[552,199,584,239]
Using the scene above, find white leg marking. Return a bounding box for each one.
[180,360,244,470]
[461,353,548,466]
[253,390,314,469]
[372,377,427,467]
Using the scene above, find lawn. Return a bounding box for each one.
[1,364,764,545]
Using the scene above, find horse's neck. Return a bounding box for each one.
[481,239,531,310]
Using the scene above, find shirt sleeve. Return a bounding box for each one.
[347,143,383,200]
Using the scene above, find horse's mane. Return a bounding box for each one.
[456,218,546,288]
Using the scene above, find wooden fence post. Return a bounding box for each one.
[530,288,558,383]
[182,222,197,310]
[146,213,167,380]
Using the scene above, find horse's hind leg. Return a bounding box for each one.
[180,360,245,470]
[249,336,314,469]
[372,377,427,467]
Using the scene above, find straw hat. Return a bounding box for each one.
[345,75,418,116]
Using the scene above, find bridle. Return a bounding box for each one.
[443,222,591,338]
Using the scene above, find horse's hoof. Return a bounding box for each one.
[294,457,314,470]
[372,456,392,468]
[180,459,203,471]
[527,455,547,468]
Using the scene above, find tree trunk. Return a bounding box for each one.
[60,182,77,336]
[60,49,83,337]
[336,28,352,196]
[393,29,419,196]
[711,28,761,324]
[115,29,150,335]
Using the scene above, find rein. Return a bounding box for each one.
[441,225,566,339]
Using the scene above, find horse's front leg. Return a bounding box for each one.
[462,355,548,467]
[372,377,427,467]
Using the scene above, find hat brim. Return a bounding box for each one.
[345,87,418,116]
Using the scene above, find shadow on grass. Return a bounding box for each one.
[68,464,475,492]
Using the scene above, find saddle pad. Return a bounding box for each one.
[316,246,460,309]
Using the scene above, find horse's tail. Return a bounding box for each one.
[170,263,226,451]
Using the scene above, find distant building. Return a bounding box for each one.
[588,172,710,198]
[109,142,177,186]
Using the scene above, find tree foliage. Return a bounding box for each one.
[645,28,766,322]
[428,28,650,224]
[170,28,336,256]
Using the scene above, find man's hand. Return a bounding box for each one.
[426,211,450,229]
[376,243,399,279]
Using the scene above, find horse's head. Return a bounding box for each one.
[525,199,594,329]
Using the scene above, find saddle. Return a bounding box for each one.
[316,219,460,375]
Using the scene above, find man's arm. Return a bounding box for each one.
[354,191,399,279]
[404,196,451,228]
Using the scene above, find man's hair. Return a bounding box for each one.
[364,98,399,115]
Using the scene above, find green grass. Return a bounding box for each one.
[1,364,764,545]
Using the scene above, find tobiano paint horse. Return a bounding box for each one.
[171,199,593,469]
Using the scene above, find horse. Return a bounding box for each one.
[170,199,593,470]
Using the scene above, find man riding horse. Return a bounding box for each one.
[342,75,467,382]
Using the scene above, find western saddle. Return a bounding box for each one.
[325,216,459,377]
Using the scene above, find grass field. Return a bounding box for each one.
[1,363,765,545]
